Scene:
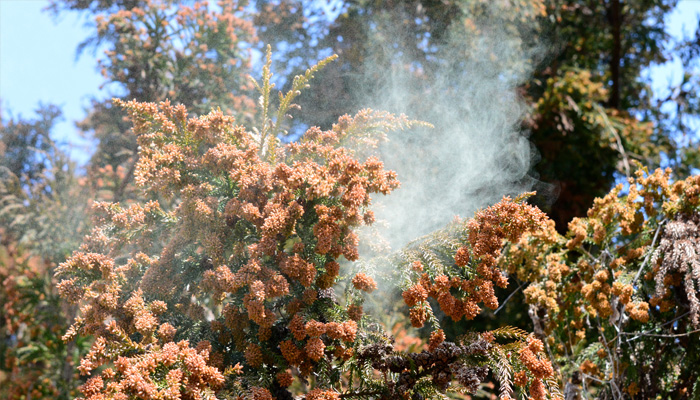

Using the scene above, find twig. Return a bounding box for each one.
[622,326,700,340]
[632,219,667,285]
[339,390,383,399]
[494,281,525,315]
[594,103,631,178]
[581,372,607,385]
[114,153,137,202]
[596,316,623,400]
[607,311,690,346]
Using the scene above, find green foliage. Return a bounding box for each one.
[0,242,90,400]
[0,106,95,400]
[0,106,87,262]
[251,44,339,160]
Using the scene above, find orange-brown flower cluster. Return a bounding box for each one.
[454,247,470,267]
[513,370,528,387]
[244,344,263,368]
[466,196,549,286]
[305,388,341,400]
[352,272,377,292]
[611,281,634,305]
[249,387,273,400]
[579,269,614,318]
[402,283,428,307]
[626,301,650,323]
[318,260,341,289]
[280,254,317,288]
[278,316,360,374]
[401,197,550,326]
[305,337,326,361]
[517,336,554,400]
[276,371,293,388]
[56,252,172,344]
[411,260,424,272]
[409,305,428,328]
[428,329,445,351]
[77,340,224,400]
[326,321,358,342]
[279,340,303,366]
[579,359,600,377]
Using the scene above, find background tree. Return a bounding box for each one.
[48,0,256,192]
[0,107,90,400]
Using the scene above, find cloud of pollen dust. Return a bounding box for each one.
[357,2,552,251]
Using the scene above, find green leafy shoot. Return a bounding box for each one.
[250,44,338,160]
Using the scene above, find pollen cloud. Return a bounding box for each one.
[356,3,552,249]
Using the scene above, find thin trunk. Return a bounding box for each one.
[608,0,622,109]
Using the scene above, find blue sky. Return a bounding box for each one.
[0,0,102,163]
[1,0,699,165]
[647,1,700,92]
